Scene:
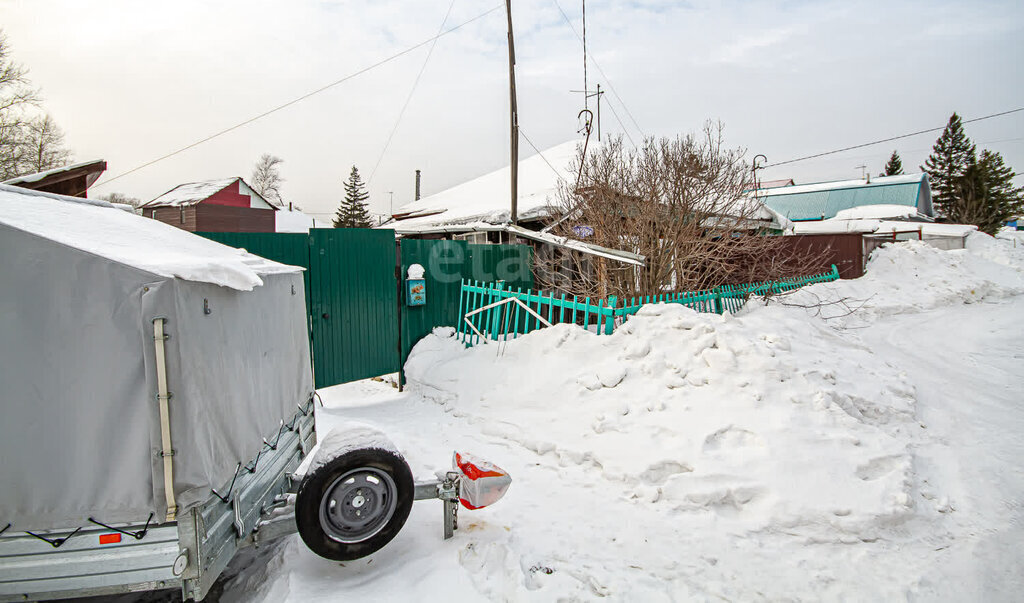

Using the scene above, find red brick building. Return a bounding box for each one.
[141,177,278,232]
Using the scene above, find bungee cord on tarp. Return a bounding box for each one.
[88,513,154,540]
[211,393,316,505]
[25,526,82,548]
[2,394,317,545]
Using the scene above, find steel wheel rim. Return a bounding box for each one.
[319,467,398,544]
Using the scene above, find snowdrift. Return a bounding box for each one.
[782,233,1024,325]
[408,306,920,542]
[405,235,1024,545]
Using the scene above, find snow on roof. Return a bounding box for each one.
[276,207,329,232]
[507,224,645,266]
[0,184,299,291]
[143,177,256,208]
[758,178,795,189]
[833,204,926,221]
[755,173,926,197]
[387,140,583,232]
[792,217,976,237]
[2,159,107,186]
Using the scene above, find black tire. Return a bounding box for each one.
[295,447,414,561]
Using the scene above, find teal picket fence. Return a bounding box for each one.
[457,264,839,346]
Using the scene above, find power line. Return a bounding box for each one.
[552,0,646,139]
[603,95,637,147]
[764,107,1024,169]
[368,0,458,185]
[93,4,503,189]
[518,128,566,182]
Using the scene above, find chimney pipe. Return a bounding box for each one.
[415,169,421,201]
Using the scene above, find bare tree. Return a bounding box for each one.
[251,153,284,206]
[0,30,39,179]
[100,191,142,208]
[21,113,71,174]
[0,31,73,179]
[537,124,826,299]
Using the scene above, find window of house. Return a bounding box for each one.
[454,232,488,245]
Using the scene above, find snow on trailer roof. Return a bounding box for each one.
[386,140,584,231]
[0,184,299,291]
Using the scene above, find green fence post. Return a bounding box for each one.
[489,281,504,340]
[713,286,723,314]
[604,296,618,334]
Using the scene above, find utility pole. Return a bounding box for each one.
[505,0,519,225]
[752,154,767,204]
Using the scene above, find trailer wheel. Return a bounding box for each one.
[296,447,414,561]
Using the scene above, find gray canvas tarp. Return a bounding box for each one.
[0,221,313,530]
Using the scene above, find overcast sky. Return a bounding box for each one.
[2,0,1022,220]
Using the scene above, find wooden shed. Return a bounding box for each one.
[2,159,107,198]
[141,177,277,233]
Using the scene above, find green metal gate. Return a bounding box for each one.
[197,231,531,389]
[308,229,399,388]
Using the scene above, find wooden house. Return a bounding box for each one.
[141,177,278,233]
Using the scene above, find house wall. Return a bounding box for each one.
[237,180,277,209]
[148,206,198,231]
[194,204,275,232]
[204,182,255,208]
[30,174,90,198]
[776,233,865,279]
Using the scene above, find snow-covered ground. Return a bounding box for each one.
[219,234,1024,602]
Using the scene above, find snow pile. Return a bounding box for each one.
[0,184,298,290]
[407,303,920,542]
[276,206,329,232]
[833,204,921,220]
[996,226,1024,246]
[782,234,1024,324]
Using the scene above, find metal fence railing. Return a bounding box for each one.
[457,265,839,346]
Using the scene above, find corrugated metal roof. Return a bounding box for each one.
[755,173,932,221]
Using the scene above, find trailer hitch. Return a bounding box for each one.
[414,471,462,539]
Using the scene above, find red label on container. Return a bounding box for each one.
[99,533,122,545]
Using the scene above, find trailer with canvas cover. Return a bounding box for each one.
[0,185,510,601]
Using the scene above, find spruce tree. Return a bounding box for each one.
[947,150,1023,235]
[883,150,903,176]
[333,166,373,228]
[922,112,976,217]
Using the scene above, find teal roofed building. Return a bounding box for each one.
[754,173,933,221]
